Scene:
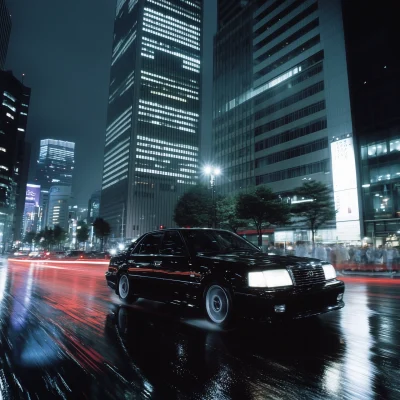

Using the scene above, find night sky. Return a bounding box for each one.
[5,0,216,206]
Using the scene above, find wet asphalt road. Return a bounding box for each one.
[0,259,399,400]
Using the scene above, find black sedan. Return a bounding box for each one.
[105,228,344,327]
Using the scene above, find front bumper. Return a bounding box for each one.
[234,279,345,320]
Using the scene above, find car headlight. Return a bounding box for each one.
[322,264,336,280]
[248,270,293,288]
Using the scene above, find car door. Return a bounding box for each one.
[127,232,164,299]
[154,231,199,302]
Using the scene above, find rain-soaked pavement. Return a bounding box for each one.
[0,258,399,400]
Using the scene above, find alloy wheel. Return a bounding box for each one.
[206,285,229,324]
[119,275,129,299]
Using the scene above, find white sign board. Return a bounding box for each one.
[330,136,361,241]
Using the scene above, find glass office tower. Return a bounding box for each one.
[0,70,31,248]
[35,139,75,190]
[213,0,362,242]
[101,0,202,239]
[34,139,75,230]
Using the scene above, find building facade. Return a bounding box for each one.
[0,0,11,71]
[35,139,75,189]
[34,139,75,229]
[87,190,100,224]
[45,185,71,231]
[0,70,31,250]
[22,183,40,234]
[213,0,362,243]
[342,0,400,246]
[100,0,202,238]
[217,0,250,29]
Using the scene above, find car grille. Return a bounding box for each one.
[290,265,326,286]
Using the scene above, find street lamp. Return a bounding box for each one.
[203,165,221,228]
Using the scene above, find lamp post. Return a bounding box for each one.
[204,165,221,228]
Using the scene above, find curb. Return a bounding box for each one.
[337,271,400,279]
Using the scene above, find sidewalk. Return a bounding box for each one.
[337,270,400,279]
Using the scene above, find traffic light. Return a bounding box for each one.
[159,225,165,230]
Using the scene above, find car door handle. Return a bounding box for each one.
[152,261,162,267]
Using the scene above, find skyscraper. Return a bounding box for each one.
[22,183,40,233]
[217,0,249,29]
[342,0,400,244]
[87,190,101,224]
[45,186,71,231]
[35,139,75,189]
[101,0,202,238]
[213,0,361,243]
[0,0,11,70]
[0,70,31,248]
[34,139,75,230]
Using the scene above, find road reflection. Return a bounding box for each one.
[340,284,374,398]
[105,301,346,399]
[0,259,399,399]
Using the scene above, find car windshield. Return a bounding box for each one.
[181,230,259,254]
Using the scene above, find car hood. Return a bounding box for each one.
[197,252,323,271]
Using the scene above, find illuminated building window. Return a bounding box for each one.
[104,141,130,164]
[109,71,134,104]
[103,169,129,185]
[3,92,16,102]
[146,0,201,23]
[103,154,129,174]
[111,30,137,66]
[150,91,187,102]
[142,37,200,64]
[2,101,16,112]
[116,0,127,17]
[128,0,138,12]
[220,65,303,114]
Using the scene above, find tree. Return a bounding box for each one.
[53,225,68,249]
[216,195,247,233]
[35,227,55,250]
[291,181,336,249]
[93,218,111,251]
[34,231,44,248]
[174,185,213,227]
[236,186,291,246]
[76,221,90,249]
[23,231,36,249]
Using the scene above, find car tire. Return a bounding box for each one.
[204,284,233,328]
[118,273,137,304]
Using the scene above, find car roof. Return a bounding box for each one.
[146,228,234,235]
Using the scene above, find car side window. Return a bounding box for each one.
[183,231,220,253]
[138,233,164,255]
[160,231,187,255]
